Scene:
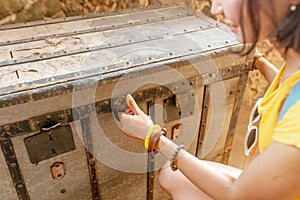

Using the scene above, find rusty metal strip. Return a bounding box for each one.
[221,72,249,164]
[0,121,30,138]
[195,85,210,157]
[80,117,101,200]
[0,70,250,138]
[0,4,183,31]
[147,153,155,200]
[0,138,30,200]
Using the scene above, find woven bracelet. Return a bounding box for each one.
[147,128,167,153]
[170,144,185,171]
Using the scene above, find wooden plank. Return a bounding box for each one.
[222,72,249,164]
[0,5,191,44]
[197,77,240,161]
[93,113,147,200]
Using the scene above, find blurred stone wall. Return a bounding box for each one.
[0,0,214,25]
[0,0,283,105]
[0,0,184,25]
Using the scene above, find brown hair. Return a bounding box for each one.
[238,1,300,55]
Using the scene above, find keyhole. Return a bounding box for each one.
[48,133,53,140]
[51,149,56,154]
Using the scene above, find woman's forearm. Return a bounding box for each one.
[156,136,235,199]
[255,56,279,83]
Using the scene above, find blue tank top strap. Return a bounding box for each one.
[278,81,300,122]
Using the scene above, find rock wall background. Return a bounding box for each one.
[0,0,214,25]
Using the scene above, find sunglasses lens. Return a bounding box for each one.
[247,128,257,149]
[253,108,259,121]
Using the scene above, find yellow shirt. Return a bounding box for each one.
[258,64,300,200]
[259,64,300,151]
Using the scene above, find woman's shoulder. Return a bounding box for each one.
[278,80,300,121]
[273,81,300,148]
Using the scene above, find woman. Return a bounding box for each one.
[118,0,300,199]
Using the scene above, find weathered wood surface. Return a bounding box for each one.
[0,3,252,200]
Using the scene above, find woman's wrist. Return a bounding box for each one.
[144,125,161,150]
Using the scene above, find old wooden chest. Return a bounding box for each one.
[0,3,252,200]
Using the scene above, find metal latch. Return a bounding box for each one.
[24,124,75,164]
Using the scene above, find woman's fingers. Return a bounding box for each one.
[126,94,142,115]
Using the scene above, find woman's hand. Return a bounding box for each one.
[118,94,154,143]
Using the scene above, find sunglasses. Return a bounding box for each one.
[244,98,263,156]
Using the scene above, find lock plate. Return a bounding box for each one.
[24,125,75,164]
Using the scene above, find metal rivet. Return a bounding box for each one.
[34,120,40,127]
[3,125,10,131]
[10,163,16,168]
[17,184,23,189]
[58,114,65,120]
